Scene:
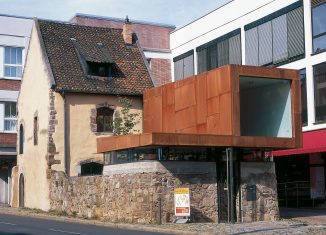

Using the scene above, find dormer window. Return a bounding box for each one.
[87,62,112,77]
[70,38,115,79]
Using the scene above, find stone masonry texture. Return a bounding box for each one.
[50,161,218,224]
[240,162,280,222]
[49,161,279,224]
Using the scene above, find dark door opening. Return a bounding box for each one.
[19,174,24,208]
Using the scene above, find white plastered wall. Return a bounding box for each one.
[170,0,326,133]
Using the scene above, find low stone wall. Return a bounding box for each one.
[50,161,218,223]
[240,162,279,222]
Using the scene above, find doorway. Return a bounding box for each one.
[0,169,8,204]
[19,174,24,207]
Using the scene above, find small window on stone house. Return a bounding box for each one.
[81,162,103,176]
[96,107,114,132]
[87,62,112,77]
[34,116,38,145]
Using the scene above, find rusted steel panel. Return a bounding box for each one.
[97,132,296,152]
[98,65,302,153]
[196,73,208,124]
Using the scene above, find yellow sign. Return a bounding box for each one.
[175,188,189,194]
[174,188,190,217]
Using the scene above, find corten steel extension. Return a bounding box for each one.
[97,64,302,153]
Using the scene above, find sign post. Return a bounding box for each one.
[174,188,190,223]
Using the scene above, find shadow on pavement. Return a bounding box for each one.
[0,232,31,235]
[280,207,326,218]
[229,223,307,235]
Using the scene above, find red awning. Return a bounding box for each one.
[273,129,326,157]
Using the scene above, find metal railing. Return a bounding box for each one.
[277,181,312,208]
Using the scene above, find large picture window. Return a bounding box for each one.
[245,1,305,66]
[313,62,326,122]
[173,50,194,81]
[312,1,326,53]
[4,47,23,78]
[196,29,241,74]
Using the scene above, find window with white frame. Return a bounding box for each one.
[312,0,326,53]
[0,102,17,132]
[4,47,23,78]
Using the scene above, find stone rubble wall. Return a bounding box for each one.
[50,161,218,224]
[239,162,280,222]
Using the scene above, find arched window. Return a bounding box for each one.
[96,107,114,132]
[19,124,24,154]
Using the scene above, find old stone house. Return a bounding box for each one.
[11,18,153,210]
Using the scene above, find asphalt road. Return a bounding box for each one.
[0,213,172,235]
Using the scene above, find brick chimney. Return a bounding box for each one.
[122,16,133,44]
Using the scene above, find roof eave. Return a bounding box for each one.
[34,18,57,89]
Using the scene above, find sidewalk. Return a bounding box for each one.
[280,207,326,225]
[1,205,326,234]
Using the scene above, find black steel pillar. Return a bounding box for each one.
[226,147,235,223]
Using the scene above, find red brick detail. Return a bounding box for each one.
[0,79,21,91]
[72,17,174,50]
[150,59,172,86]
[0,133,17,145]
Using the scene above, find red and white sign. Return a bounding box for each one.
[174,188,190,217]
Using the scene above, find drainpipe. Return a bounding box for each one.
[62,91,68,176]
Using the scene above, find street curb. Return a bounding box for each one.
[0,207,212,235]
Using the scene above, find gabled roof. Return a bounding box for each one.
[37,19,153,95]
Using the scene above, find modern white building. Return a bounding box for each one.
[0,14,33,204]
[171,0,326,207]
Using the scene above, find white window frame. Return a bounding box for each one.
[3,46,24,80]
[0,102,17,133]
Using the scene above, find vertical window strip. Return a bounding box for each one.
[34,116,38,145]
[245,27,259,66]
[287,7,305,58]
[217,39,229,67]
[229,34,242,65]
[197,49,207,74]
[272,15,288,64]
[183,54,194,79]
[208,44,218,70]
[300,69,308,126]
[258,21,273,66]
[19,124,24,154]
[174,59,184,81]
[314,62,326,122]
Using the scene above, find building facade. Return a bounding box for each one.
[71,14,175,86]
[0,14,33,204]
[12,19,153,210]
[93,65,301,223]
[170,0,326,207]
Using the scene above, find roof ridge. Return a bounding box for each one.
[37,18,123,31]
[73,13,176,29]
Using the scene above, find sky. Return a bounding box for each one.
[0,0,231,28]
